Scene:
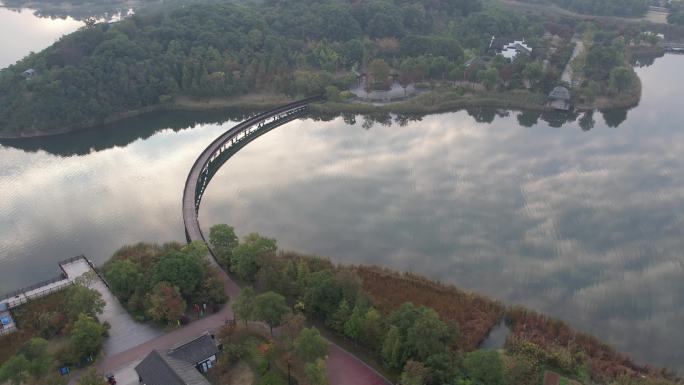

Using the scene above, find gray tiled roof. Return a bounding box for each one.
[168,332,219,364]
[135,332,219,385]
[135,350,211,385]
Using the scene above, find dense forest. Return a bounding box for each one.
[0,0,649,136]
[516,0,649,17]
[0,0,481,134]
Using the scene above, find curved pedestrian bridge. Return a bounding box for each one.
[182,96,323,250]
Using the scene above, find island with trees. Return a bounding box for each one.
[0,0,666,137]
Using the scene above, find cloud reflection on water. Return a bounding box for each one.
[0,56,682,373]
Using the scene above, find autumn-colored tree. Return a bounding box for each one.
[146,282,186,324]
[399,360,431,385]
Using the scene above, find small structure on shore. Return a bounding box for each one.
[21,68,37,79]
[489,36,532,61]
[135,332,219,385]
[548,86,571,111]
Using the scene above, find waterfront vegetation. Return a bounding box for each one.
[0,0,663,136]
[204,224,681,385]
[514,0,650,17]
[0,283,107,385]
[102,241,226,326]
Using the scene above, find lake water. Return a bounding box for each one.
[1,7,683,373]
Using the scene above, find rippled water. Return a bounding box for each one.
[0,9,683,371]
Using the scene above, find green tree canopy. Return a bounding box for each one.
[609,66,633,93]
[232,287,256,325]
[104,259,144,301]
[253,291,290,334]
[209,224,239,268]
[69,314,107,362]
[0,355,31,385]
[152,250,205,297]
[463,350,505,385]
[304,358,329,385]
[231,233,277,282]
[295,327,328,363]
[17,337,51,377]
[65,284,105,321]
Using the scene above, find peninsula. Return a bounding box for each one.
[0,0,666,137]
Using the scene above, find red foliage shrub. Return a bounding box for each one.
[354,265,504,350]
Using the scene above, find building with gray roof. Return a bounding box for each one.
[135,332,219,385]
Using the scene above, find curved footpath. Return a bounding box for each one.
[179,97,393,385]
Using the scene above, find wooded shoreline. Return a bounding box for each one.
[0,87,641,139]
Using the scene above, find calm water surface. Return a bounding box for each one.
[0,6,83,68]
[0,16,683,371]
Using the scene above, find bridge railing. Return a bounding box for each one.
[183,96,323,219]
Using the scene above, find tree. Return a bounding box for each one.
[17,337,51,377]
[477,68,499,90]
[327,298,351,332]
[522,61,543,86]
[65,285,105,321]
[231,233,277,282]
[295,327,328,363]
[69,314,107,362]
[253,291,290,335]
[209,224,239,268]
[152,250,204,297]
[463,350,505,385]
[258,371,288,385]
[181,240,209,260]
[579,111,595,131]
[105,259,143,301]
[343,302,365,342]
[232,287,256,325]
[0,355,30,385]
[582,80,600,103]
[368,59,391,85]
[361,308,384,349]
[404,308,452,361]
[78,369,108,385]
[305,359,328,385]
[194,267,228,307]
[146,282,186,324]
[399,360,431,385]
[382,325,403,369]
[609,66,633,93]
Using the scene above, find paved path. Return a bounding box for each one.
[92,272,391,384]
[61,259,163,356]
[561,36,585,87]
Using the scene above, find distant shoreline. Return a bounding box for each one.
[0,87,641,139]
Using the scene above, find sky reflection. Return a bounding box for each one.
[198,56,684,370]
[0,51,682,373]
[0,7,82,68]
